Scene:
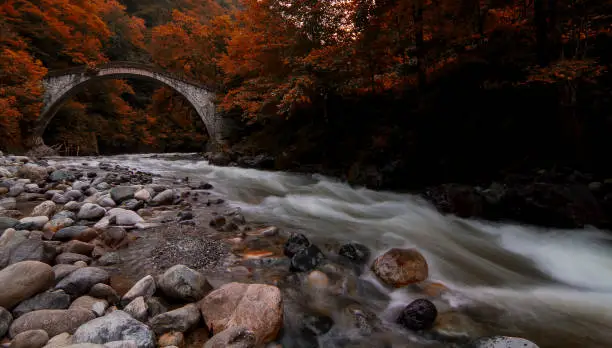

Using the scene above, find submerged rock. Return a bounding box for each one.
[283,233,311,258]
[290,244,325,273]
[338,242,371,264]
[396,299,437,331]
[371,248,428,287]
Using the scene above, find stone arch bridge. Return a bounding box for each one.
[29,62,229,151]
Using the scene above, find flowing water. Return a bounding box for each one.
[51,154,612,348]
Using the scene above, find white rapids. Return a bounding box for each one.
[49,153,612,348]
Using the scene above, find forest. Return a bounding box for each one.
[1,0,612,189]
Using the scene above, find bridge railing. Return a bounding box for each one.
[45,61,215,90]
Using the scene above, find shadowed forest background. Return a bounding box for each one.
[2,0,612,190]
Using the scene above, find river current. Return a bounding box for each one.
[49,153,612,348]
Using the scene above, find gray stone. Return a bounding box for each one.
[0,306,12,338]
[52,211,76,221]
[51,194,69,205]
[119,199,143,211]
[55,267,110,297]
[151,190,175,206]
[69,296,108,316]
[3,239,57,266]
[9,309,95,337]
[158,265,212,302]
[0,261,54,309]
[24,183,40,193]
[104,341,138,348]
[123,297,148,322]
[12,291,71,318]
[49,171,75,183]
[149,303,200,335]
[63,190,84,202]
[71,310,155,348]
[53,264,83,282]
[110,187,137,204]
[0,216,19,230]
[8,184,25,197]
[121,275,155,305]
[10,329,49,348]
[133,190,150,202]
[107,209,143,226]
[95,182,111,191]
[17,164,48,182]
[63,201,82,212]
[53,226,95,241]
[42,332,72,348]
[16,216,49,230]
[97,197,116,208]
[0,197,17,210]
[77,204,106,221]
[72,182,90,192]
[89,284,120,305]
[203,327,256,348]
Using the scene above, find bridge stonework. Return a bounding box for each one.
[30,63,229,152]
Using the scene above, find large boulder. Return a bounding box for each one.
[148,303,200,335]
[371,248,428,287]
[72,310,155,348]
[198,282,283,345]
[55,267,110,297]
[9,309,95,337]
[77,204,106,221]
[158,265,212,302]
[0,261,54,309]
[110,187,137,204]
[12,290,71,318]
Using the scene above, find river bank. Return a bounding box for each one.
[0,152,610,348]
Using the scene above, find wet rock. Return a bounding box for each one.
[0,210,22,219]
[64,190,84,202]
[290,244,325,273]
[16,216,49,230]
[371,248,428,287]
[44,332,72,348]
[104,341,138,348]
[10,329,49,348]
[151,190,175,206]
[110,187,137,204]
[9,309,95,337]
[473,336,540,348]
[55,267,110,297]
[0,306,12,338]
[209,215,226,229]
[176,211,193,221]
[0,261,54,309]
[72,310,155,348]
[96,252,122,266]
[8,184,25,197]
[24,183,40,193]
[301,314,333,337]
[0,198,16,210]
[3,239,57,265]
[64,201,81,212]
[338,243,371,264]
[107,208,144,226]
[204,326,255,348]
[0,216,19,230]
[199,282,283,345]
[62,241,94,255]
[133,190,151,202]
[342,304,383,336]
[158,265,212,302]
[51,194,69,205]
[100,227,126,247]
[149,303,200,335]
[97,197,116,208]
[49,171,75,183]
[72,181,90,192]
[121,275,156,305]
[158,331,183,347]
[396,299,437,331]
[43,218,75,234]
[17,164,49,182]
[12,291,71,318]
[305,270,329,289]
[54,227,97,242]
[77,204,106,221]
[56,253,91,265]
[120,199,143,211]
[123,297,148,322]
[283,233,311,258]
[89,284,120,305]
[53,264,83,282]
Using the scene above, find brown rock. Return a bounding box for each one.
[9,329,49,348]
[62,241,94,256]
[0,261,55,309]
[158,331,184,347]
[371,248,428,288]
[198,283,283,345]
[9,309,95,337]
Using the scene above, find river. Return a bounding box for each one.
[50,153,612,348]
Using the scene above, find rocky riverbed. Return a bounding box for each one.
[0,152,564,347]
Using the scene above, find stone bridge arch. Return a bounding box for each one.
[31,62,228,151]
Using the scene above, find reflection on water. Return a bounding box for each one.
[49,153,612,348]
